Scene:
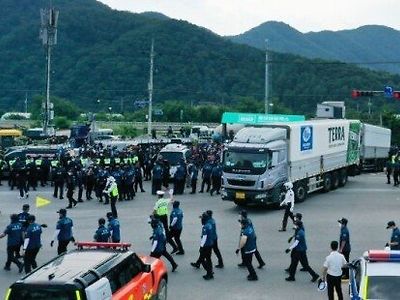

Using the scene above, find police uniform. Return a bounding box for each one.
[107,216,121,243]
[279,184,295,231]
[199,161,212,193]
[153,192,177,251]
[189,164,199,194]
[23,220,42,273]
[150,220,178,271]
[53,211,74,255]
[53,166,66,199]
[152,162,163,195]
[104,177,119,218]
[173,163,186,195]
[210,163,222,196]
[389,223,400,250]
[1,217,23,271]
[134,164,145,192]
[66,171,78,208]
[208,213,223,268]
[198,214,214,280]
[240,220,258,280]
[94,224,111,243]
[170,204,184,254]
[338,219,351,279]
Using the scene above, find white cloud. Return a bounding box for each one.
[99,0,400,35]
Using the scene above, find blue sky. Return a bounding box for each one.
[98,0,399,35]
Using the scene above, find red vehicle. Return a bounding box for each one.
[5,242,168,300]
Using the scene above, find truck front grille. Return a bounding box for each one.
[227,179,256,187]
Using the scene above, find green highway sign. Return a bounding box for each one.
[221,112,305,124]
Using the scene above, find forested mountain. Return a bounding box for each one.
[1,0,400,116]
[229,21,400,74]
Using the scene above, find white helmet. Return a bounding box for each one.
[284,182,293,190]
[107,176,115,183]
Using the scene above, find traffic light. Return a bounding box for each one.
[351,90,374,98]
[394,91,400,100]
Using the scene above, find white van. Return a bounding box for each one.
[159,143,191,177]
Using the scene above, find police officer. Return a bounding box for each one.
[153,190,178,252]
[210,162,222,196]
[393,152,400,186]
[173,161,186,195]
[386,221,400,250]
[104,176,119,218]
[66,170,78,209]
[26,157,37,191]
[53,163,66,200]
[18,204,31,233]
[85,166,95,200]
[134,162,145,192]
[40,156,51,186]
[152,159,163,195]
[15,160,28,199]
[191,212,214,280]
[94,218,111,242]
[189,162,199,194]
[285,212,307,273]
[238,210,265,269]
[51,208,75,255]
[279,182,295,232]
[199,159,212,193]
[206,210,224,268]
[285,220,319,282]
[170,201,184,255]
[162,159,170,189]
[150,218,178,272]
[107,212,121,243]
[0,214,23,272]
[22,215,42,274]
[338,217,351,279]
[236,218,258,281]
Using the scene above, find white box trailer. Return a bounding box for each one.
[222,119,361,206]
[360,123,391,171]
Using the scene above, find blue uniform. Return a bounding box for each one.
[170,208,183,230]
[4,222,22,247]
[94,225,111,242]
[391,227,400,250]
[26,223,42,249]
[152,226,166,253]
[294,228,307,252]
[174,164,186,180]
[18,212,30,231]
[152,164,163,180]
[56,217,73,241]
[208,218,218,242]
[202,163,212,178]
[242,225,257,253]
[202,222,214,247]
[108,218,121,242]
[340,226,351,252]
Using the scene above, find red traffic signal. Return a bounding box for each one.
[351,90,374,98]
[394,91,400,99]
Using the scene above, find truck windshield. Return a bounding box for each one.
[367,276,400,299]
[160,152,184,166]
[223,149,271,175]
[9,286,76,300]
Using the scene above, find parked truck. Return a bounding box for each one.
[359,123,391,172]
[221,119,361,206]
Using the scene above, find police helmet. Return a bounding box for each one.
[284,182,293,190]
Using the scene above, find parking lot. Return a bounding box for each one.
[0,172,396,299]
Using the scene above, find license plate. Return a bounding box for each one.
[236,192,245,200]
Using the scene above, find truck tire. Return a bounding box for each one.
[331,171,340,190]
[322,174,332,192]
[156,278,167,300]
[294,182,307,202]
[339,169,348,187]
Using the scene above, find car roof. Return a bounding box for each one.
[160,143,189,153]
[17,249,131,286]
[366,261,400,276]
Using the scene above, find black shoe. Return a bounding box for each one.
[18,263,24,273]
[199,191,203,193]
[284,268,290,273]
[73,201,78,207]
[191,262,200,269]
[278,228,286,232]
[176,251,185,255]
[247,275,258,281]
[300,267,307,272]
[258,262,266,269]
[66,205,72,209]
[104,202,109,205]
[203,274,214,280]
[238,263,246,268]
[78,199,84,203]
[215,264,224,269]
[190,192,195,194]
[60,197,64,200]
[141,190,145,192]
[285,277,295,281]
[172,264,178,272]
[171,248,179,255]
[3,266,10,271]
[311,275,319,282]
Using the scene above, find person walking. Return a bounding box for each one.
[152,159,163,195]
[285,220,319,282]
[93,218,111,242]
[134,162,145,192]
[150,218,178,272]
[53,163,66,200]
[66,170,78,209]
[321,241,347,300]
[0,214,24,272]
[236,218,258,281]
[107,212,121,243]
[210,163,222,196]
[279,182,295,232]
[386,221,400,250]
[206,210,224,268]
[104,176,119,218]
[22,215,42,274]
[199,159,212,193]
[338,218,351,279]
[189,162,199,194]
[169,201,184,255]
[51,209,75,255]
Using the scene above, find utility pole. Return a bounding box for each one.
[40,1,58,136]
[147,39,154,136]
[264,39,269,114]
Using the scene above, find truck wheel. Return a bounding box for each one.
[294,182,307,203]
[339,169,348,187]
[331,172,340,190]
[322,174,332,192]
[156,278,167,300]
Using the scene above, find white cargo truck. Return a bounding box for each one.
[221,119,361,206]
[360,123,391,171]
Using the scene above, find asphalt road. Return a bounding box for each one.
[0,173,396,300]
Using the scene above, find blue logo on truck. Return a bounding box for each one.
[301,126,313,151]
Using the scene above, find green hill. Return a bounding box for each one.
[0,0,399,116]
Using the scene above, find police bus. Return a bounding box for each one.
[5,242,168,300]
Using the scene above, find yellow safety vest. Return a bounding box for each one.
[115,158,121,164]
[111,185,119,197]
[51,160,58,167]
[35,159,42,166]
[155,198,169,216]
[104,158,111,165]
[132,156,139,164]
